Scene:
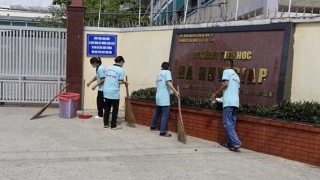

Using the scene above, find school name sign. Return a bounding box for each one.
[169,24,293,107]
[86,34,117,57]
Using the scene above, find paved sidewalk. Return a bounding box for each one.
[0,107,319,180]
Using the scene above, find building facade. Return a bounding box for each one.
[0,5,51,27]
[151,0,320,24]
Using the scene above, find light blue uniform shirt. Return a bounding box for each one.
[103,64,124,100]
[156,70,172,106]
[96,65,106,91]
[222,69,240,108]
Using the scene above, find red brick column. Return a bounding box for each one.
[71,0,83,6]
[66,0,85,110]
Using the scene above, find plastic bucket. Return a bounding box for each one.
[57,93,80,119]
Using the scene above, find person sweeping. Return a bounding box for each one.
[150,62,179,137]
[103,56,128,130]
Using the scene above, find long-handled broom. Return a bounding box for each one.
[125,76,136,127]
[177,85,187,143]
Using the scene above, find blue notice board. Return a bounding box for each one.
[87,34,117,57]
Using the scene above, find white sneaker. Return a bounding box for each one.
[111,125,122,130]
[94,116,102,119]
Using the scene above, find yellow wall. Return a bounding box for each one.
[83,29,173,110]
[82,31,121,110]
[291,22,320,102]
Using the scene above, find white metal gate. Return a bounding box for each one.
[0,26,67,105]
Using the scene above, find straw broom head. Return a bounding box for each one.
[125,76,136,127]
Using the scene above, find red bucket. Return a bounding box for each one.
[57,93,80,101]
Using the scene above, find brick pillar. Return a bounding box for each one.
[71,0,83,6]
[66,0,85,110]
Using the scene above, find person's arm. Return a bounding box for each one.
[166,81,180,97]
[119,80,128,86]
[212,81,228,98]
[92,78,105,90]
[118,70,128,86]
[87,76,97,87]
[92,67,106,90]
[212,70,229,99]
[164,71,179,97]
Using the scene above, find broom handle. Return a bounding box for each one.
[177,86,184,125]
[125,76,129,99]
[125,76,129,121]
[46,83,69,107]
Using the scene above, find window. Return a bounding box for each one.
[27,22,39,27]
[12,22,26,26]
[0,21,11,26]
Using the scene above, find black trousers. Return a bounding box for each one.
[104,98,119,128]
[97,91,104,117]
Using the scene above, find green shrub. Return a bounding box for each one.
[130,87,320,124]
[131,87,223,110]
[269,100,320,123]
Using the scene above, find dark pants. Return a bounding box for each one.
[151,106,170,133]
[97,91,104,117]
[104,98,119,128]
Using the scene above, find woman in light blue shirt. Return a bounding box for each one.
[150,62,179,137]
[87,57,105,119]
[103,56,128,130]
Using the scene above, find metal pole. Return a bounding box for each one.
[166,0,169,23]
[235,0,239,20]
[19,30,22,103]
[98,0,102,27]
[288,0,292,14]
[197,0,200,23]
[150,0,154,25]
[173,0,177,21]
[139,0,141,26]
[183,0,189,23]
[82,79,85,114]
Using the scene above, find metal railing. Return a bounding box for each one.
[0,26,67,105]
[84,6,320,28]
